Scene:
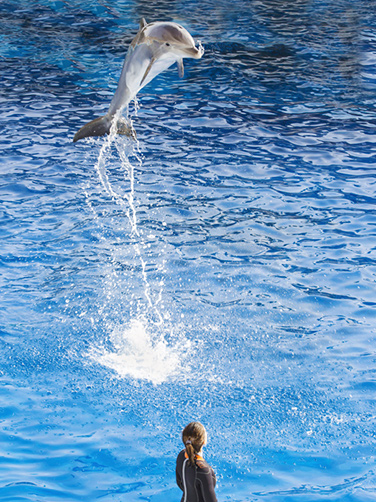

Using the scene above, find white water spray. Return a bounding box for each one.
[91,110,163,324]
[89,318,191,385]
[84,110,190,383]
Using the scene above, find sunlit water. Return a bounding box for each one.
[1,0,376,501]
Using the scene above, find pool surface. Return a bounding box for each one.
[1,0,376,500]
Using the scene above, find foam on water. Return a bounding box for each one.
[88,318,191,384]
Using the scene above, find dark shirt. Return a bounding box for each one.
[176,449,218,502]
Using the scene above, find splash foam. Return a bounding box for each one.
[89,319,191,385]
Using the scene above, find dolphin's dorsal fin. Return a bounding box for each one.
[131,19,148,48]
[177,59,184,78]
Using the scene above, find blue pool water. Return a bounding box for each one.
[1,0,376,500]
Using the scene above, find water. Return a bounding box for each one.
[1,0,376,500]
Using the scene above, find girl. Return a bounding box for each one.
[176,422,218,502]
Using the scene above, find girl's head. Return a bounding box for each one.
[182,422,207,466]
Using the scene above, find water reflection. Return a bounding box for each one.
[1,1,376,501]
[205,0,365,101]
[132,0,179,23]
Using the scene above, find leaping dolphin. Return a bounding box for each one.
[73,18,204,142]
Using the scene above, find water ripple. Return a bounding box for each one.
[1,0,376,500]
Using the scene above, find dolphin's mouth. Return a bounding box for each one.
[184,44,204,59]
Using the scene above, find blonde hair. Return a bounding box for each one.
[182,422,206,467]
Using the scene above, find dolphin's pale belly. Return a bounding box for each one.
[139,53,179,90]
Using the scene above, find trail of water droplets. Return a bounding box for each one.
[82,114,191,383]
[91,113,163,325]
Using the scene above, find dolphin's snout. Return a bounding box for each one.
[185,45,204,59]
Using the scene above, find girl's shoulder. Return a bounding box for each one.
[195,456,212,472]
[176,449,186,462]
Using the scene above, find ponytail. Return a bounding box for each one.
[185,441,196,467]
[182,422,207,467]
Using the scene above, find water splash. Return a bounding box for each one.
[88,318,191,384]
[86,112,163,322]
[93,110,140,235]
[83,111,190,383]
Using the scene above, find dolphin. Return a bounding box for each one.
[73,18,204,142]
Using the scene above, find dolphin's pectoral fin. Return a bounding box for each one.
[139,18,147,29]
[177,58,184,78]
[140,46,166,86]
[140,57,156,86]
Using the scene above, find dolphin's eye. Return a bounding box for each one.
[166,43,170,46]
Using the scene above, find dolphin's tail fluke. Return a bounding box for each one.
[73,114,136,142]
[73,114,113,142]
